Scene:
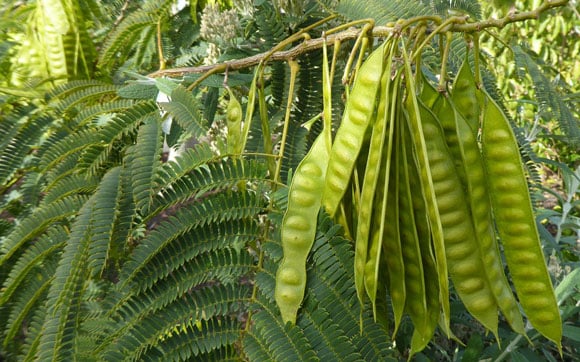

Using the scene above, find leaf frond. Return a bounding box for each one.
[336,0,432,23]
[432,0,482,19]
[127,114,163,214]
[16,292,49,360]
[1,253,58,350]
[0,111,53,187]
[159,85,209,138]
[102,279,251,360]
[39,129,103,172]
[0,195,88,264]
[42,173,100,204]
[86,167,123,278]
[72,99,137,127]
[98,0,174,71]
[51,84,119,114]
[0,225,67,307]
[150,158,268,217]
[109,316,242,362]
[75,101,159,175]
[36,197,96,361]
[513,44,580,149]
[120,190,265,292]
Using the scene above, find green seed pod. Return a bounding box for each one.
[323,42,387,217]
[275,131,330,324]
[434,92,526,337]
[355,39,396,310]
[415,100,499,339]
[451,56,482,137]
[401,53,451,334]
[481,92,562,350]
[406,126,440,354]
[398,120,432,358]
[226,88,243,155]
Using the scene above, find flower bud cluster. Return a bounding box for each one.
[200,4,240,46]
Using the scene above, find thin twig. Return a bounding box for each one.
[148,27,372,78]
[452,0,569,32]
[147,0,569,79]
[112,0,131,29]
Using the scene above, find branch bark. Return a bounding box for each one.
[148,0,569,78]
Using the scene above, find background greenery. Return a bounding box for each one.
[0,0,578,360]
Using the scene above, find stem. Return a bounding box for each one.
[156,17,166,71]
[243,184,273,335]
[452,0,569,33]
[351,34,370,83]
[243,238,264,334]
[109,0,130,32]
[273,60,300,185]
[149,28,377,78]
[411,24,428,66]
[258,85,276,179]
[239,65,260,154]
[188,15,334,91]
[494,334,524,362]
[324,18,374,36]
[438,32,453,91]
[322,37,332,145]
[399,15,443,30]
[342,23,373,85]
[186,64,227,91]
[330,37,341,86]
[149,0,568,79]
[411,16,468,61]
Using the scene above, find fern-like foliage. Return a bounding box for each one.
[336,0,482,23]
[249,2,287,50]
[127,114,164,214]
[35,167,121,361]
[1,2,391,358]
[159,84,209,139]
[98,0,175,72]
[431,0,482,19]
[512,44,580,150]
[336,0,433,23]
[0,105,53,191]
[254,1,289,110]
[0,195,88,263]
[278,50,325,183]
[0,73,397,360]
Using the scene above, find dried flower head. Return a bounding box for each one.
[200,4,240,46]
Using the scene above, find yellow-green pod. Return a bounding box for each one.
[398,120,431,358]
[275,130,330,324]
[451,55,482,136]
[322,42,386,217]
[401,54,450,334]
[381,133,406,336]
[415,100,499,339]
[226,88,243,155]
[481,92,562,350]
[420,72,440,109]
[355,40,396,309]
[434,93,526,336]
